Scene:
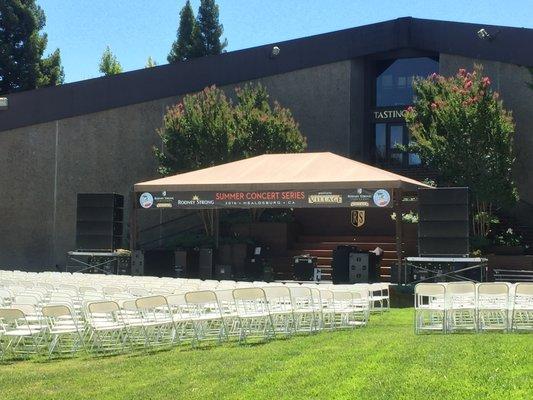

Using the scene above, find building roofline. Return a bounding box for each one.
[1,17,532,132]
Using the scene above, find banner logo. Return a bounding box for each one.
[139,192,154,209]
[373,189,391,207]
[351,210,366,227]
[308,194,342,204]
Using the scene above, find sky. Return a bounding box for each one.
[38,0,533,83]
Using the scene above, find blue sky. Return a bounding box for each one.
[39,0,533,83]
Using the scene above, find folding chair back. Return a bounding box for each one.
[414,283,446,334]
[512,282,533,331]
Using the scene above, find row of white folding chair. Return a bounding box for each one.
[415,282,533,333]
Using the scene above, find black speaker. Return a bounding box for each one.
[348,252,380,283]
[76,193,124,251]
[332,245,358,284]
[199,248,213,279]
[293,256,317,281]
[418,187,469,257]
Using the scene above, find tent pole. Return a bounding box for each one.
[394,188,403,283]
[214,209,220,249]
[130,190,137,251]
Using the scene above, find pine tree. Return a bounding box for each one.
[194,0,227,56]
[38,49,65,87]
[145,56,157,68]
[168,0,196,62]
[0,0,64,95]
[99,46,123,76]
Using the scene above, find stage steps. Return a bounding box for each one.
[289,235,399,281]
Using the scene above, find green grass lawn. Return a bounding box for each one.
[1,308,531,400]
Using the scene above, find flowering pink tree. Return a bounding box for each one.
[405,65,517,238]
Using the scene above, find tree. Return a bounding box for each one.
[232,84,306,159]
[155,84,306,176]
[145,56,157,68]
[0,0,64,95]
[38,48,65,87]
[192,0,227,56]
[168,0,197,62]
[404,65,517,238]
[99,46,122,76]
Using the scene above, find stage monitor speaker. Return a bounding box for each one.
[418,187,469,257]
[348,252,380,283]
[332,245,358,284]
[199,248,213,279]
[76,193,124,251]
[293,256,317,281]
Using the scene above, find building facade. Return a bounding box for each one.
[1,17,532,269]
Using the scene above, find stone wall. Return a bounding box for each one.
[0,61,356,269]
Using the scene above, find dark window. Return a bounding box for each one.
[373,124,422,167]
[375,123,387,162]
[376,57,438,107]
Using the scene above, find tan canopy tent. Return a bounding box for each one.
[132,153,432,278]
[134,152,431,193]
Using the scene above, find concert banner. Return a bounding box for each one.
[137,188,393,209]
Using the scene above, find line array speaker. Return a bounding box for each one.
[76,193,124,251]
[418,187,469,257]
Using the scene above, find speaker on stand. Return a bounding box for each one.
[76,193,124,251]
[418,187,470,257]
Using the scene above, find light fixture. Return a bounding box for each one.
[477,28,491,40]
[477,28,500,41]
[270,46,280,58]
[0,97,7,110]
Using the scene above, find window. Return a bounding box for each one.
[375,123,386,161]
[376,57,439,107]
[389,125,404,165]
[373,124,422,167]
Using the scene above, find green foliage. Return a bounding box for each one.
[528,67,533,90]
[1,309,531,400]
[0,0,64,94]
[390,211,419,224]
[155,84,306,176]
[405,65,518,237]
[232,84,307,158]
[493,228,523,247]
[168,0,197,62]
[99,46,122,76]
[145,56,157,68]
[37,48,65,87]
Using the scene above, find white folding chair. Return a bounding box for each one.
[86,301,128,354]
[232,288,275,343]
[215,289,240,338]
[318,289,336,330]
[414,283,446,334]
[135,295,176,347]
[289,286,319,333]
[476,283,509,332]
[511,282,533,331]
[166,294,195,343]
[185,291,226,345]
[263,286,295,336]
[332,291,367,328]
[42,304,84,357]
[446,282,477,332]
[0,307,44,358]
